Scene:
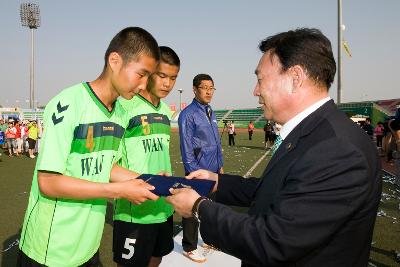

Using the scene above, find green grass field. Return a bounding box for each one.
[0,131,399,266]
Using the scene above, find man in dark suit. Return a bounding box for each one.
[166,28,381,267]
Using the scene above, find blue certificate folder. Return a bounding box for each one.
[138,174,215,197]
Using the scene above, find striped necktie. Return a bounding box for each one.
[206,106,212,120]
[271,135,282,155]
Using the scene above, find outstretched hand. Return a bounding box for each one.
[118,179,159,205]
[186,169,218,181]
[186,169,219,192]
[165,188,200,218]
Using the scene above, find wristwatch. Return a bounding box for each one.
[192,196,210,222]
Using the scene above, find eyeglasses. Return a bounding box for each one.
[197,86,216,92]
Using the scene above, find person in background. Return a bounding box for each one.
[382,120,394,161]
[0,118,6,132]
[228,120,235,146]
[389,105,400,151]
[178,73,224,263]
[374,122,384,148]
[248,121,254,140]
[389,105,400,186]
[5,121,17,157]
[14,120,22,155]
[23,121,29,152]
[27,121,39,159]
[272,122,282,149]
[363,117,374,139]
[263,122,273,148]
[0,118,7,149]
[21,121,29,153]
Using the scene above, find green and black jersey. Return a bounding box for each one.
[114,94,173,224]
[19,83,126,267]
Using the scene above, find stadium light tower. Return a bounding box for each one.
[337,0,343,104]
[178,89,183,111]
[20,3,41,109]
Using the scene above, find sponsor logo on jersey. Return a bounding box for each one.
[103,126,115,131]
[52,101,69,125]
[153,116,164,121]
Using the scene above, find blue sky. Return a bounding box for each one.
[0,0,398,109]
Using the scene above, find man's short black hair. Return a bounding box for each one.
[193,74,214,88]
[259,28,336,89]
[160,46,180,67]
[104,27,160,69]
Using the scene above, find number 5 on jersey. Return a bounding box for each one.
[122,238,136,259]
[141,115,150,135]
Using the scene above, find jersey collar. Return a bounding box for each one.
[137,93,161,111]
[83,82,115,118]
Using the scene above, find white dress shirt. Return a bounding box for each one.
[280,97,331,140]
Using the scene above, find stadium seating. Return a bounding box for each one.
[214,109,229,121]
[22,109,44,121]
[213,108,266,128]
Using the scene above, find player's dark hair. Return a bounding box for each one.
[104,27,160,69]
[259,28,336,89]
[160,46,180,67]
[193,74,214,88]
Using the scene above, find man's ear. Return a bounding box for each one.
[290,65,305,92]
[108,52,122,73]
[193,86,197,96]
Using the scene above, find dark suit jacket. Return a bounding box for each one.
[198,100,381,267]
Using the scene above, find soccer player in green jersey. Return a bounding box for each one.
[113,46,180,267]
[18,27,161,267]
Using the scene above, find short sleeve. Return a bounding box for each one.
[113,100,129,167]
[36,96,75,174]
[114,137,125,165]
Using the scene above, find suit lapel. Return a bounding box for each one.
[254,100,337,192]
[254,130,301,191]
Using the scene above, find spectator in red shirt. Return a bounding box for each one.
[5,121,18,157]
[248,121,255,140]
[14,120,22,155]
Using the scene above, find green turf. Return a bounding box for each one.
[0,131,399,266]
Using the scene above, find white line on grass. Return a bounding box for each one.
[243,149,270,178]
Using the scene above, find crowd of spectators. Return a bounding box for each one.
[355,105,400,184]
[385,106,400,183]
[0,118,40,159]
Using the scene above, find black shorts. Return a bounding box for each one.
[27,138,36,149]
[113,216,174,267]
[17,249,100,267]
[265,133,275,141]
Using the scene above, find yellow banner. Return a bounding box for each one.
[343,40,352,58]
